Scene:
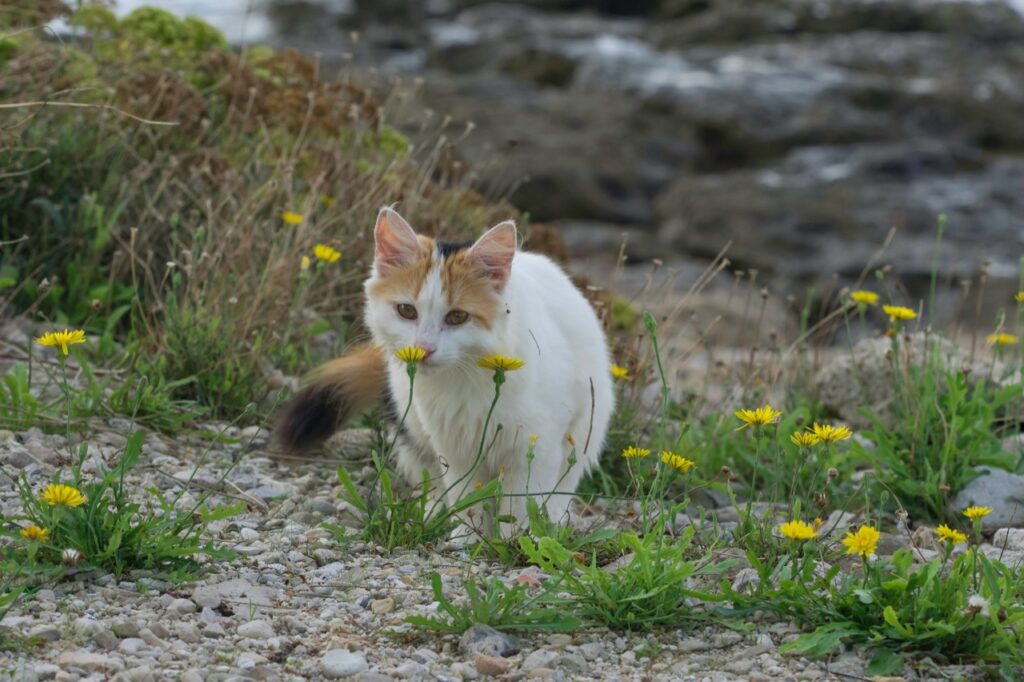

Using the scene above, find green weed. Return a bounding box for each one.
[406,572,580,633]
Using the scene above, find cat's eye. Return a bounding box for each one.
[445,309,469,326]
[396,303,418,320]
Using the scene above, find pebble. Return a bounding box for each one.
[370,597,395,614]
[320,649,369,678]
[522,650,560,671]
[237,620,275,640]
[459,624,520,657]
[167,598,197,614]
[474,653,512,676]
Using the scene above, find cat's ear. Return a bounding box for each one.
[374,207,420,275]
[470,220,517,292]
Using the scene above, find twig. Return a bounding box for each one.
[0,101,179,127]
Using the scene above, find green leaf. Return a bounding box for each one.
[853,588,874,605]
[866,647,903,676]
[779,624,858,657]
[882,606,912,637]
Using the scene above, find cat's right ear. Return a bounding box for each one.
[374,207,420,275]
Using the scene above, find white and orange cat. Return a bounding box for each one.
[277,207,614,530]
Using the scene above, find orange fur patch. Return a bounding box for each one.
[440,251,500,330]
[367,235,436,300]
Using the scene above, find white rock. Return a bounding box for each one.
[240,527,260,541]
[237,620,275,640]
[167,598,196,614]
[320,649,369,678]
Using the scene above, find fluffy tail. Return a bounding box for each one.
[275,345,386,453]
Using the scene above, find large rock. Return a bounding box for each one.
[953,467,1024,530]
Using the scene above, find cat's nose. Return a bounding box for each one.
[420,345,436,360]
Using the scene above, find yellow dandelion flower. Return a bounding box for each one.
[986,333,1019,346]
[735,404,782,430]
[660,451,695,474]
[1016,291,1024,303]
[35,329,86,356]
[395,346,426,364]
[300,256,311,270]
[809,423,853,443]
[20,524,49,542]
[610,364,629,380]
[282,211,303,225]
[841,525,880,557]
[883,305,917,322]
[314,244,342,263]
[528,434,539,445]
[40,483,87,508]
[850,290,879,306]
[935,524,968,545]
[812,517,824,532]
[779,520,817,541]
[478,354,526,372]
[963,506,992,522]
[621,445,651,459]
[790,432,820,448]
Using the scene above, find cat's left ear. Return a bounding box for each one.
[470,220,517,292]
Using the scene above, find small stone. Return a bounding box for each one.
[93,628,120,651]
[237,620,275,640]
[57,650,124,673]
[309,498,339,515]
[181,671,204,682]
[247,480,297,501]
[369,598,394,614]
[394,662,426,678]
[28,624,61,642]
[240,527,260,541]
[459,624,520,657]
[173,622,200,644]
[320,649,369,678]
[992,527,1024,551]
[474,653,511,676]
[202,623,225,638]
[678,637,712,653]
[522,650,559,672]
[167,598,196,614]
[112,620,140,638]
[546,633,572,649]
[118,638,147,654]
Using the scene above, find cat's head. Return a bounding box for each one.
[364,207,517,368]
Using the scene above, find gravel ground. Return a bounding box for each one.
[0,421,1003,682]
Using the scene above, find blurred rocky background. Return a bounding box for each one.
[100,0,1024,324]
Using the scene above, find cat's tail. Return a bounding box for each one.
[274,344,387,453]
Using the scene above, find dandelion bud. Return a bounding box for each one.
[827,467,839,480]
[815,492,829,509]
[90,298,102,312]
[720,466,732,479]
[39,277,52,295]
[939,483,950,495]
[896,509,909,524]
[62,548,82,567]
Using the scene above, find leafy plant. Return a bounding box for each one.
[0,364,47,430]
[520,526,726,631]
[475,497,618,567]
[407,572,580,633]
[2,431,243,579]
[855,355,1018,522]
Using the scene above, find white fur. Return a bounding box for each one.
[364,209,614,530]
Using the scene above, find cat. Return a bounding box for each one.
[276,207,614,532]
